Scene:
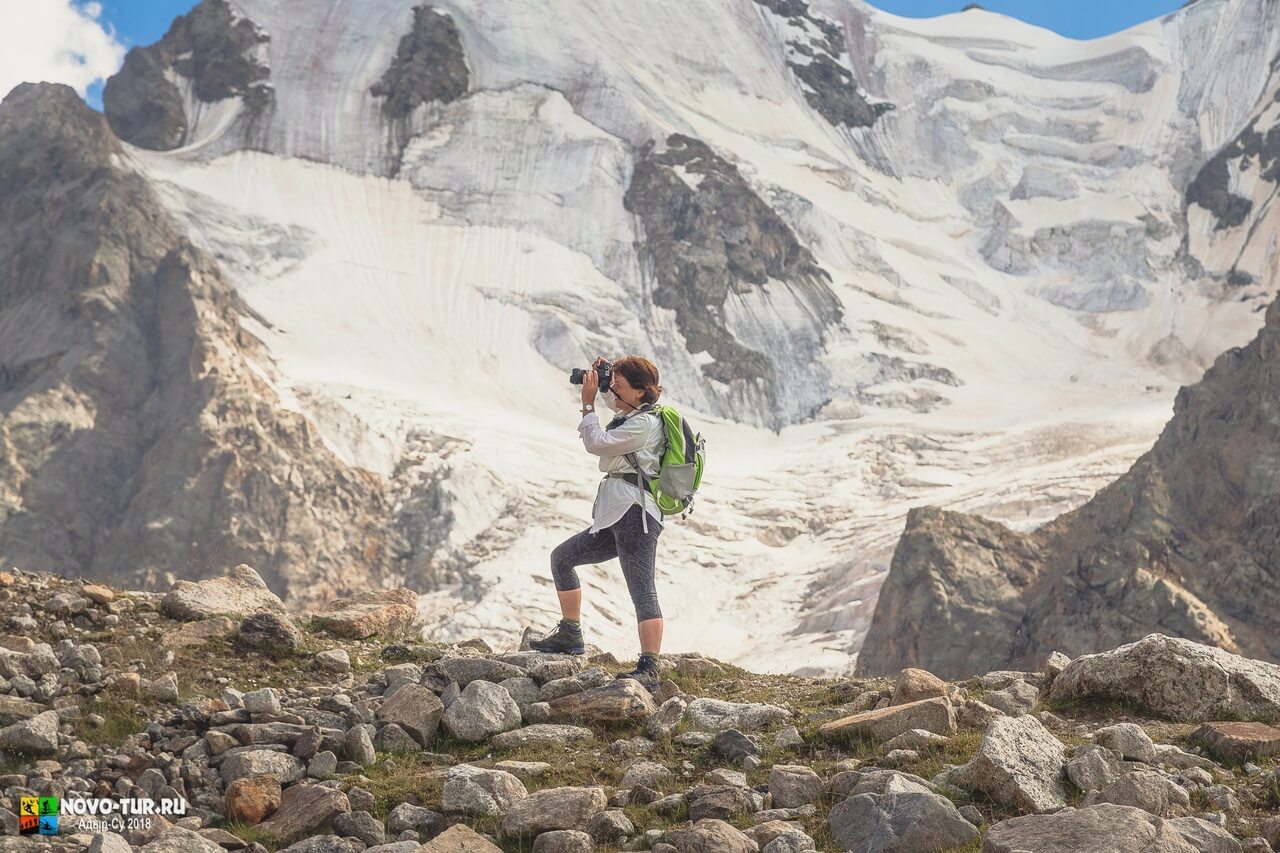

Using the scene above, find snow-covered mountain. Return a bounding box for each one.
[3,0,1279,675]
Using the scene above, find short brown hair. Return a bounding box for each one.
[613,355,663,404]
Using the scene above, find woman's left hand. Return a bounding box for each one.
[581,366,598,405]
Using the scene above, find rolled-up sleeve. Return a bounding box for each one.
[578,413,650,456]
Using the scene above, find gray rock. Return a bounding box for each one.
[948,715,1067,812]
[139,827,225,852]
[585,809,634,843]
[1098,771,1192,816]
[441,680,523,742]
[162,565,287,621]
[1096,723,1158,764]
[1167,817,1244,853]
[499,676,540,709]
[647,696,688,740]
[1049,635,1280,722]
[683,698,790,732]
[243,688,282,715]
[500,786,608,837]
[220,749,306,784]
[376,683,444,747]
[984,804,1200,852]
[386,803,444,836]
[492,724,595,750]
[984,680,1040,717]
[332,811,385,847]
[344,725,376,768]
[1068,745,1130,792]
[238,612,303,655]
[667,818,756,853]
[712,728,761,763]
[827,791,979,853]
[686,784,752,822]
[769,764,822,808]
[620,760,673,790]
[426,656,527,689]
[278,838,362,853]
[316,649,351,673]
[442,764,528,816]
[880,729,949,753]
[762,830,817,853]
[308,750,338,779]
[531,830,594,853]
[376,722,419,754]
[0,709,58,754]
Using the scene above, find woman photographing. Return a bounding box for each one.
[530,355,666,688]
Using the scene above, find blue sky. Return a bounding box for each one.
[82,0,1186,108]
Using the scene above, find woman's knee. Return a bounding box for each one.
[550,544,580,591]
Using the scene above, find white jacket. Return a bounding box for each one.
[577,404,664,534]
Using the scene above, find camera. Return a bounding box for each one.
[570,361,612,390]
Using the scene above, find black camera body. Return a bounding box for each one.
[570,361,612,390]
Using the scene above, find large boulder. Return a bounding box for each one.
[442,680,522,742]
[547,680,657,723]
[442,764,528,817]
[820,698,956,742]
[500,786,607,837]
[983,804,1200,853]
[667,818,757,853]
[255,784,351,846]
[828,790,979,853]
[376,683,444,746]
[1097,771,1192,816]
[312,588,417,639]
[1048,635,1280,722]
[948,715,1067,812]
[0,709,58,754]
[162,564,286,621]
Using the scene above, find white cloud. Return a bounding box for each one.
[0,0,126,103]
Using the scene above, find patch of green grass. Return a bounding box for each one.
[350,753,446,818]
[72,689,150,746]
[220,821,280,852]
[942,836,985,852]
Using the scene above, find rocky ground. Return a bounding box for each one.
[0,566,1278,852]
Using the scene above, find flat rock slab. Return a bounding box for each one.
[491,724,595,750]
[162,564,286,621]
[312,587,417,639]
[255,784,351,845]
[1049,634,1280,722]
[820,698,956,742]
[683,698,791,732]
[547,679,657,723]
[161,616,238,648]
[500,786,607,836]
[0,696,50,726]
[1193,721,1280,764]
[983,804,1199,853]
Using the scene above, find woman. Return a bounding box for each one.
[530,354,667,688]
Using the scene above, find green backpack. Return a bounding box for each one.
[625,404,706,518]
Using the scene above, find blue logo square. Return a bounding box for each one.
[38,815,58,836]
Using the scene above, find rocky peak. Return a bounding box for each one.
[102,0,271,151]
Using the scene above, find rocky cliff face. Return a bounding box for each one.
[0,83,401,608]
[858,293,1280,679]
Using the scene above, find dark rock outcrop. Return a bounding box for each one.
[858,291,1280,678]
[102,0,271,150]
[753,0,893,129]
[0,83,401,608]
[370,5,469,120]
[624,134,843,423]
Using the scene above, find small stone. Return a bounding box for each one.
[243,688,282,715]
[531,829,594,853]
[1095,723,1158,764]
[315,649,351,673]
[225,774,283,825]
[712,728,762,763]
[769,765,823,808]
[237,612,303,655]
[313,588,417,639]
[1194,722,1280,765]
[146,672,180,703]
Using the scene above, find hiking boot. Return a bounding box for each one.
[529,620,585,655]
[615,655,660,690]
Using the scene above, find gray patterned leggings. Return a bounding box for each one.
[550,505,664,621]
